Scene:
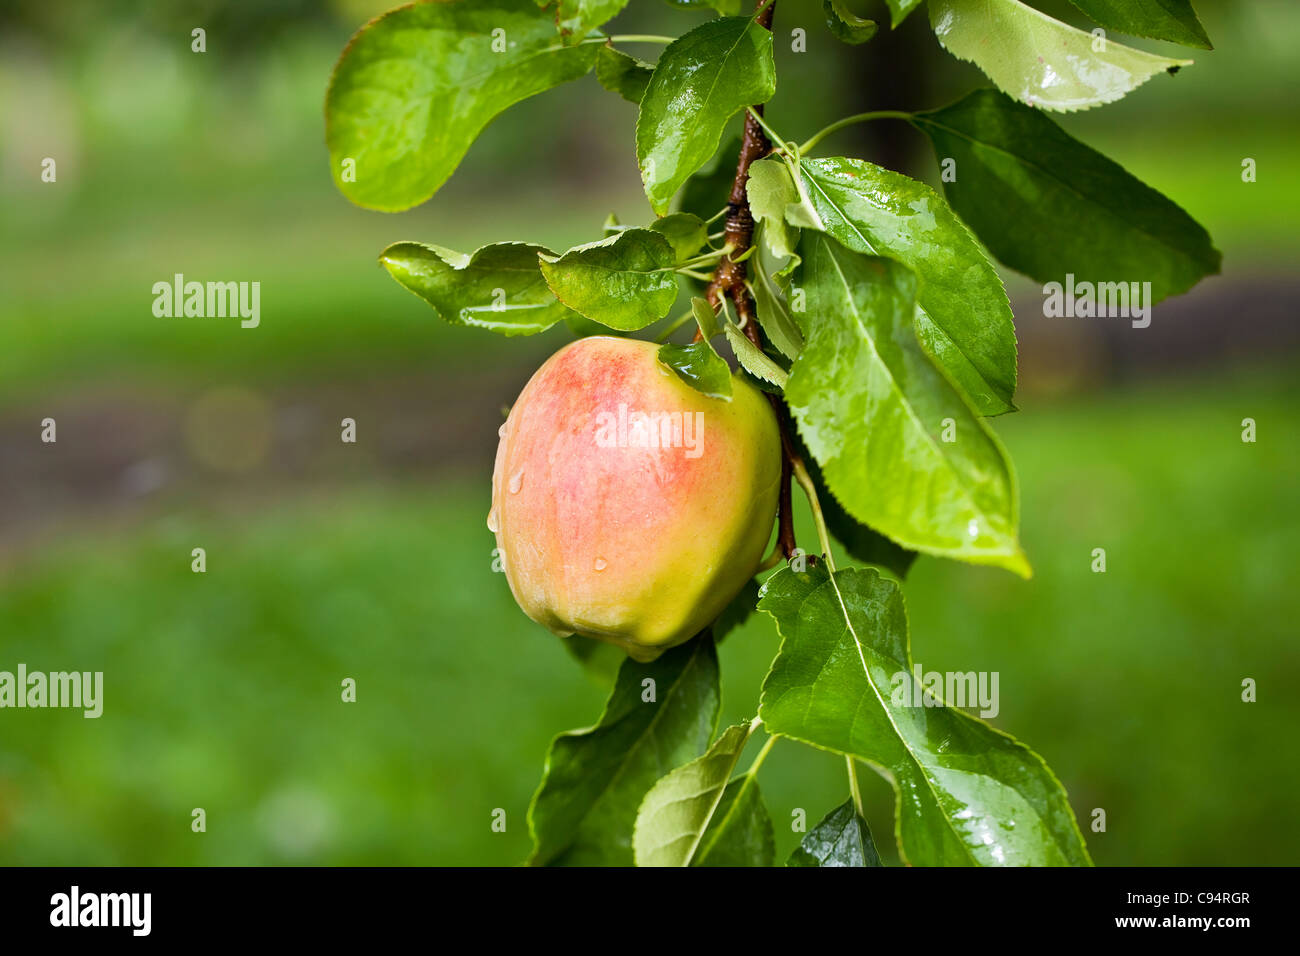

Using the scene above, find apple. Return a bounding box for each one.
[490,336,781,661]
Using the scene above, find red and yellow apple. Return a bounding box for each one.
[490,336,781,661]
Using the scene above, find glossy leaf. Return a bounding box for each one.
[691,296,722,340]
[787,798,884,866]
[883,0,924,28]
[595,44,654,103]
[326,0,598,211]
[791,235,1027,575]
[912,90,1222,303]
[380,241,573,336]
[751,255,804,360]
[802,448,917,579]
[928,0,1191,112]
[823,0,878,45]
[528,636,720,866]
[798,156,1017,416]
[658,341,734,400]
[747,158,801,262]
[1068,0,1211,50]
[725,322,788,391]
[759,564,1093,866]
[678,134,741,223]
[540,0,632,44]
[633,721,757,866]
[650,212,709,261]
[695,773,774,866]
[637,17,776,214]
[539,229,678,330]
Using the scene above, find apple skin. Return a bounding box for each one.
[490,335,781,661]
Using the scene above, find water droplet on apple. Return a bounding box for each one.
[508,470,524,494]
[593,557,608,571]
[486,507,500,533]
[498,422,508,439]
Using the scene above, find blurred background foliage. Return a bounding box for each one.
[0,0,1296,865]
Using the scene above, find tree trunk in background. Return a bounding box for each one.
[849,12,934,177]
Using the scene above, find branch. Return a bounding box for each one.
[703,0,776,326]
[697,0,797,560]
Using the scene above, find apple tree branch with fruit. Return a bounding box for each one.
[325,0,1219,866]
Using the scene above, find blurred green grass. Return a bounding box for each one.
[1,364,1294,865]
[2,0,1298,867]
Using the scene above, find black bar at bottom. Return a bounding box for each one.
[0,865,1278,941]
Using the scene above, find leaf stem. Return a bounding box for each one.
[676,268,715,281]
[757,544,784,572]
[746,729,777,777]
[745,106,795,158]
[655,307,697,343]
[791,455,836,571]
[798,110,913,155]
[678,247,731,270]
[604,34,676,44]
[846,755,865,816]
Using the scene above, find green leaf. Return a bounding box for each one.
[677,134,741,223]
[528,636,720,866]
[797,156,1017,416]
[691,296,722,340]
[540,0,632,44]
[1067,0,1211,50]
[792,235,1028,575]
[694,773,774,866]
[326,0,598,211]
[380,241,573,336]
[637,17,776,214]
[883,0,924,28]
[751,256,804,360]
[633,720,756,866]
[928,0,1192,112]
[759,564,1093,866]
[724,321,788,391]
[911,90,1222,304]
[802,448,917,579]
[747,158,801,262]
[657,341,734,400]
[650,212,709,261]
[595,43,654,103]
[787,797,884,866]
[823,0,878,45]
[539,229,678,330]
[663,0,743,16]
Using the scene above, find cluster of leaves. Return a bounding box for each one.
[326,0,1219,866]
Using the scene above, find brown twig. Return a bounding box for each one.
[704,0,776,327]
[700,0,797,558]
